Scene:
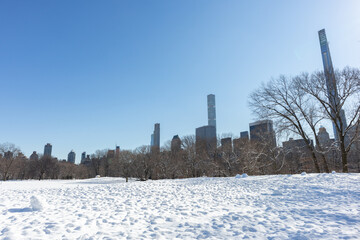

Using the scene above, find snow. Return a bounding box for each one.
[1,173,360,239]
[235,173,248,178]
[30,196,46,211]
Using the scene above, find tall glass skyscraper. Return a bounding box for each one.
[67,150,76,164]
[318,29,347,140]
[207,94,216,129]
[44,143,52,157]
[151,123,160,148]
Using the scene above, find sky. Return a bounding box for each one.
[0,0,359,163]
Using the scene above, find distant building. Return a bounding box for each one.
[29,151,39,161]
[249,120,276,147]
[67,151,76,164]
[317,126,340,171]
[81,152,86,163]
[196,125,217,154]
[240,131,249,139]
[207,94,216,129]
[318,126,331,147]
[150,134,154,147]
[151,123,160,149]
[44,143,52,157]
[107,150,115,158]
[171,135,182,152]
[116,146,120,158]
[282,138,313,150]
[82,154,92,166]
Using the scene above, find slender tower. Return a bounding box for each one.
[153,123,160,148]
[207,94,216,128]
[318,29,347,141]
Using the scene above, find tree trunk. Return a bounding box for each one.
[320,154,330,173]
[340,140,348,173]
[308,145,320,173]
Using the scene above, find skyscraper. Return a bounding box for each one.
[318,29,347,140]
[207,94,216,129]
[196,125,217,153]
[150,133,154,147]
[151,123,160,149]
[81,152,86,164]
[67,150,76,164]
[44,143,52,157]
[249,120,276,147]
[195,94,217,154]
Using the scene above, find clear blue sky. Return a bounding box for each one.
[1,0,359,163]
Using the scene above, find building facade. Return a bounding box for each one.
[67,150,76,164]
[207,94,216,129]
[249,120,276,147]
[196,125,217,154]
[240,131,249,139]
[151,123,160,149]
[81,152,86,163]
[44,143,52,157]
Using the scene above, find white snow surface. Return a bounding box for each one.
[1,173,360,239]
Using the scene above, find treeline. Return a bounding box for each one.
[1,133,359,181]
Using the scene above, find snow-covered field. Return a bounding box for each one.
[1,173,360,239]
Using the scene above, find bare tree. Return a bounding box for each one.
[132,145,152,181]
[30,155,59,180]
[118,150,134,182]
[90,149,107,176]
[249,75,326,172]
[181,135,199,177]
[0,143,21,181]
[300,67,360,172]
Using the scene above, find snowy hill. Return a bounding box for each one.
[1,173,360,239]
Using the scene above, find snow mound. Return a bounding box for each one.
[332,171,336,174]
[301,172,307,176]
[235,173,248,178]
[30,196,47,211]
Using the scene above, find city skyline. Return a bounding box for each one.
[1,1,359,163]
